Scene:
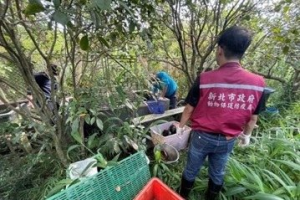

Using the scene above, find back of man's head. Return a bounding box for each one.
[217,26,252,60]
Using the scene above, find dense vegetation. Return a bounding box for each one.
[0,0,299,200]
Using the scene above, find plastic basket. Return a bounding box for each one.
[146,100,165,114]
[47,151,150,200]
[134,178,184,200]
[150,121,191,151]
[0,110,16,123]
[0,103,27,123]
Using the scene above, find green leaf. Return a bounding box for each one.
[71,131,82,144]
[46,179,76,197]
[92,0,111,10]
[247,167,265,192]
[107,161,118,166]
[129,21,135,33]
[154,150,161,162]
[80,35,89,51]
[52,10,69,25]
[53,0,61,9]
[79,0,87,5]
[224,186,247,196]
[110,32,118,43]
[90,117,96,125]
[71,118,79,133]
[116,24,123,33]
[274,5,281,12]
[275,160,300,171]
[124,100,135,110]
[67,21,74,29]
[268,160,294,185]
[262,169,292,196]
[296,183,300,196]
[87,133,98,149]
[67,144,80,159]
[85,114,91,125]
[244,192,284,200]
[272,187,289,196]
[129,139,139,150]
[89,109,96,115]
[96,118,103,130]
[111,153,120,162]
[115,85,125,95]
[244,15,251,21]
[118,1,134,16]
[282,46,289,54]
[153,164,158,177]
[220,0,230,4]
[285,38,291,44]
[291,29,298,35]
[160,163,170,172]
[98,36,110,48]
[24,1,45,16]
[283,5,289,13]
[95,153,108,168]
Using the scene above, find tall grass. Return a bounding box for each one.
[165,101,300,200]
[224,134,300,199]
[221,103,300,200]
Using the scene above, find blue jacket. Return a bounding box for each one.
[155,71,177,97]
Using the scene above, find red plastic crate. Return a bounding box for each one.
[134,178,184,200]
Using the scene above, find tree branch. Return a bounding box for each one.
[0,0,9,19]
[48,23,58,60]
[15,0,47,61]
[250,70,286,84]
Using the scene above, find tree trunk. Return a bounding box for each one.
[291,69,300,100]
[52,132,69,167]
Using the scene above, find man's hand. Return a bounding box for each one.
[176,126,184,135]
[238,132,251,147]
[27,101,34,109]
[27,95,34,109]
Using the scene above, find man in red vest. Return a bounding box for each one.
[178,26,266,199]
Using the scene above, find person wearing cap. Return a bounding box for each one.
[177,26,267,199]
[151,71,178,109]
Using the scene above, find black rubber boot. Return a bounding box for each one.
[179,176,195,199]
[204,179,222,200]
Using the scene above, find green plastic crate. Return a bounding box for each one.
[47,151,150,200]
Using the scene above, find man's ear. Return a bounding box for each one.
[217,46,223,56]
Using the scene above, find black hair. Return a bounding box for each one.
[217,26,252,59]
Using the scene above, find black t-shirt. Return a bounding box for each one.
[185,77,267,114]
[27,72,57,98]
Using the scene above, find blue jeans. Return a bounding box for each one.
[166,92,177,109]
[183,130,236,185]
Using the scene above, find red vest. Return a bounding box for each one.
[191,62,265,137]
